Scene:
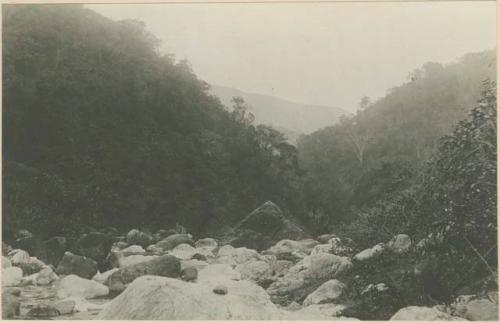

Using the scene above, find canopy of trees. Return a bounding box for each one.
[2,5,304,241]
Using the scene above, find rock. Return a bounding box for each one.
[390,306,463,320]
[97,275,283,320]
[56,251,98,279]
[387,234,411,254]
[272,260,294,277]
[353,243,385,262]
[74,231,114,270]
[216,245,262,265]
[181,267,198,282]
[3,256,12,268]
[63,296,109,312]
[145,244,164,254]
[27,304,60,318]
[126,229,154,248]
[195,238,218,249]
[180,259,209,271]
[54,300,76,315]
[93,268,119,284]
[198,264,242,283]
[120,244,146,256]
[21,266,59,286]
[317,234,338,244]
[263,239,319,262]
[283,303,352,320]
[229,201,310,251]
[114,241,129,250]
[42,236,67,267]
[56,274,109,299]
[267,253,352,305]
[16,256,45,275]
[453,295,498,321]
[9,249,30,265]
[105,254,180,293]
[310,244,333,255]
[303,279,346,306]
[155,233,194,251]
[236,260,274,287]
[213,285,228,295]
[2,290,20,318]
[2,267,23,287]
[171,243,197,260]
[118,254,157,268]
[192,252,208,260]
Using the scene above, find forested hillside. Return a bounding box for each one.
[298,51,496,229]
[2,5,304,241]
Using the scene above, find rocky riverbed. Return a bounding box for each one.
[2,202,498,320]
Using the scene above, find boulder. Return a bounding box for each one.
[390,306,463,320]
[272,259,294,277]
[155,233,194,251]
[2,289,20,318]
[16,256,45,275]
[171,243,197,260]
[42,236,67,267]
[236,260,274,287]
[267,253,352,305]
[55,251,98,279]
[74,231,114,270]
[263,239,319,262]
[97,275,283,320]
[180,259,209,271]
[2,267,23,287]
[229,201,309,251]
[21,266,58,286]
[121,245,146,256]
[105,254,180,293]
[310,244,333,255]
[216,245,262,265]
[116,254,157,268]
[353,243,385,262]
[198,264,242,283]
[387,234,411,254]
[181,267,198,282]
[317,234,338,244]
[54,300,76,315]
[93,268,119,284]
[2,256,12,268]
[453,294,498,321]
[282,303,353,320]
[9,249,30,265]
[195,238,218,250]
[303,279,346,306]
[26,304,60,318]
[56,274,109,299]
[126,229,154,248]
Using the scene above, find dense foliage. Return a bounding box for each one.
[2,5,304,241]
[298,51,495,232]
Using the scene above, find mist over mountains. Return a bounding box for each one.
[209,84,348,140]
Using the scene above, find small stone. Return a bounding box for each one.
[54,300,76,315]
[181,267,198,282]
[213,285,228,295]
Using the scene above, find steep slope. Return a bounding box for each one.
[2,4,305,241]
[297,50,496,226]
[210,85,347,136]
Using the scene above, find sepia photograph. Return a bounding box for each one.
[1,0,498,320]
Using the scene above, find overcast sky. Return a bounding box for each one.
[87,2,496,112]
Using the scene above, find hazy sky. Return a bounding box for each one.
[88,2,496,112]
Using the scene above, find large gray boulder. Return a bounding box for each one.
[97,275,283,320]
[452,294,498,321]
[267,253,352,305]
[73,232,114,270]
[56,274,109,299]
[303,279,346,306]
[155,233,194,251]
[264,239,320,262]
[390,306,463,320]
[227,201,310,251]
[56,251,98,279]
[105,254,180,294]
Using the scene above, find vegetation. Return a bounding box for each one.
[2,4,304,241]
